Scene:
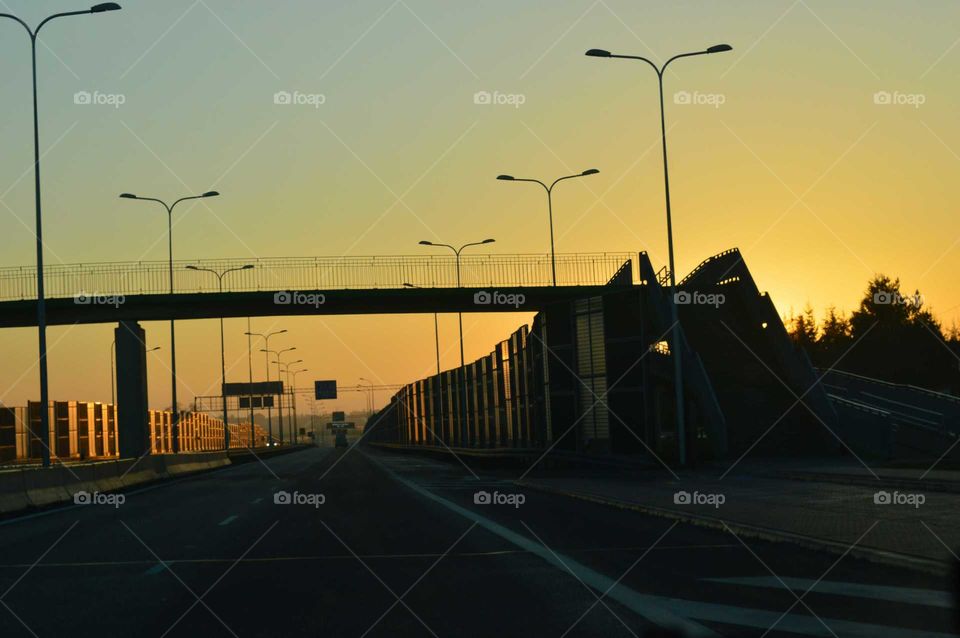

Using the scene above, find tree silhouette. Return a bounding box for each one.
[787,275,959,394]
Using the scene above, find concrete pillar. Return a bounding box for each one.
[115,321,150,459]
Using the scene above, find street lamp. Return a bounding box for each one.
[403,283,441,376]
[273,359,303,444]
[245,328,287,444]
[290,368,309,443]
[186,264,254,449]
[110,342,159,406]
[358,377,374,416]
[418,238,495,446]
[586,43,732,466]
[496,169,599,285]
[120,189,219,453]
[263,346,296,443]
[404,282,443,445]
[1,2,122,467]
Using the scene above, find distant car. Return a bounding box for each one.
[334,431,348,448]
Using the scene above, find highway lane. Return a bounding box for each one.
[0,445,955,637]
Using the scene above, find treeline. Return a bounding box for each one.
[786,275,960,394]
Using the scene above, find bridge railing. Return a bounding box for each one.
[0,253,636,301]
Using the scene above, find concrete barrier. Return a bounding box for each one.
[23,465,73,508]
[93,459,125,493]
[162,451,230,476]
[0,450,239,516]
[0,468,27,514]
[61,464,100,505]
[114,456,165,489]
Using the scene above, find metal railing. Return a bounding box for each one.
[0,253,636,301]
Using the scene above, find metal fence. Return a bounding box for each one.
[0,253,636,301]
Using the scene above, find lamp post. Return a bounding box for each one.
[418,238,495,446]
[358,378,374,416]
[290,368,308,443]
[274,359,302,444]
[245,329,287,445]
[585,43,732,466]
[111,342,159,406]
[1,2,122,467]
[404,282,443,444]
[402,283,441,375]
[185,264,254,449]
[120,190,220,452]
[263,347,296,444]
[496,169,599,285]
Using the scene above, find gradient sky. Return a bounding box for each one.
[0,0,958,414]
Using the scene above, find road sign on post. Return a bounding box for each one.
[315,380,337,400]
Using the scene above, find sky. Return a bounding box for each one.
[0,0,958,415]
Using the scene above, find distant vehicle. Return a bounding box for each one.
[334,431,348,448]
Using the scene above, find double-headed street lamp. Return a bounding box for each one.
[245,329,287,444]
[496,169,599,286]
[290,368,309,443]
[274,359,302,443]
[418,238,495,445]
[120,190,220,452]
[402,283,441,376]
[586,43,732,466]
[1,2,122,467]
[186,264,254,449]
[263,347,297,443]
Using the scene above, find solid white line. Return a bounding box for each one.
[251,498,263,504]
[365,451,718,638]
[218,515,239,526]
[706,575,952,609]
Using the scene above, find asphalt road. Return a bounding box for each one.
[0,444,955,637]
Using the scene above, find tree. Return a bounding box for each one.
[788,305,818,352]
[818,307,851,368]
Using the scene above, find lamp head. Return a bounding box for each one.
[496,174,515,181]
[90,3,121,13]
[482,238,495,244]
[585,48,612,58]
[119,193,137,199]
[202,191,220,198]
[707,44,733,53]
[418,240,433,246]
[581,168,600,176]
[185,265,198,271]
[242,264,255,270]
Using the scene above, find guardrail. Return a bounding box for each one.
[0,253,636,302]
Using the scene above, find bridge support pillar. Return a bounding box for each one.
[115,321,150,459]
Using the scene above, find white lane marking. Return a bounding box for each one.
[365,451,718,638]
[706,576,952,609]
[218,515,239,526]
[251,498,263,504]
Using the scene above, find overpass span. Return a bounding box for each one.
[0,253,637,327]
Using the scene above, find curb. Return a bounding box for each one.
[766,471,960,495]
[516,480,952,577]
